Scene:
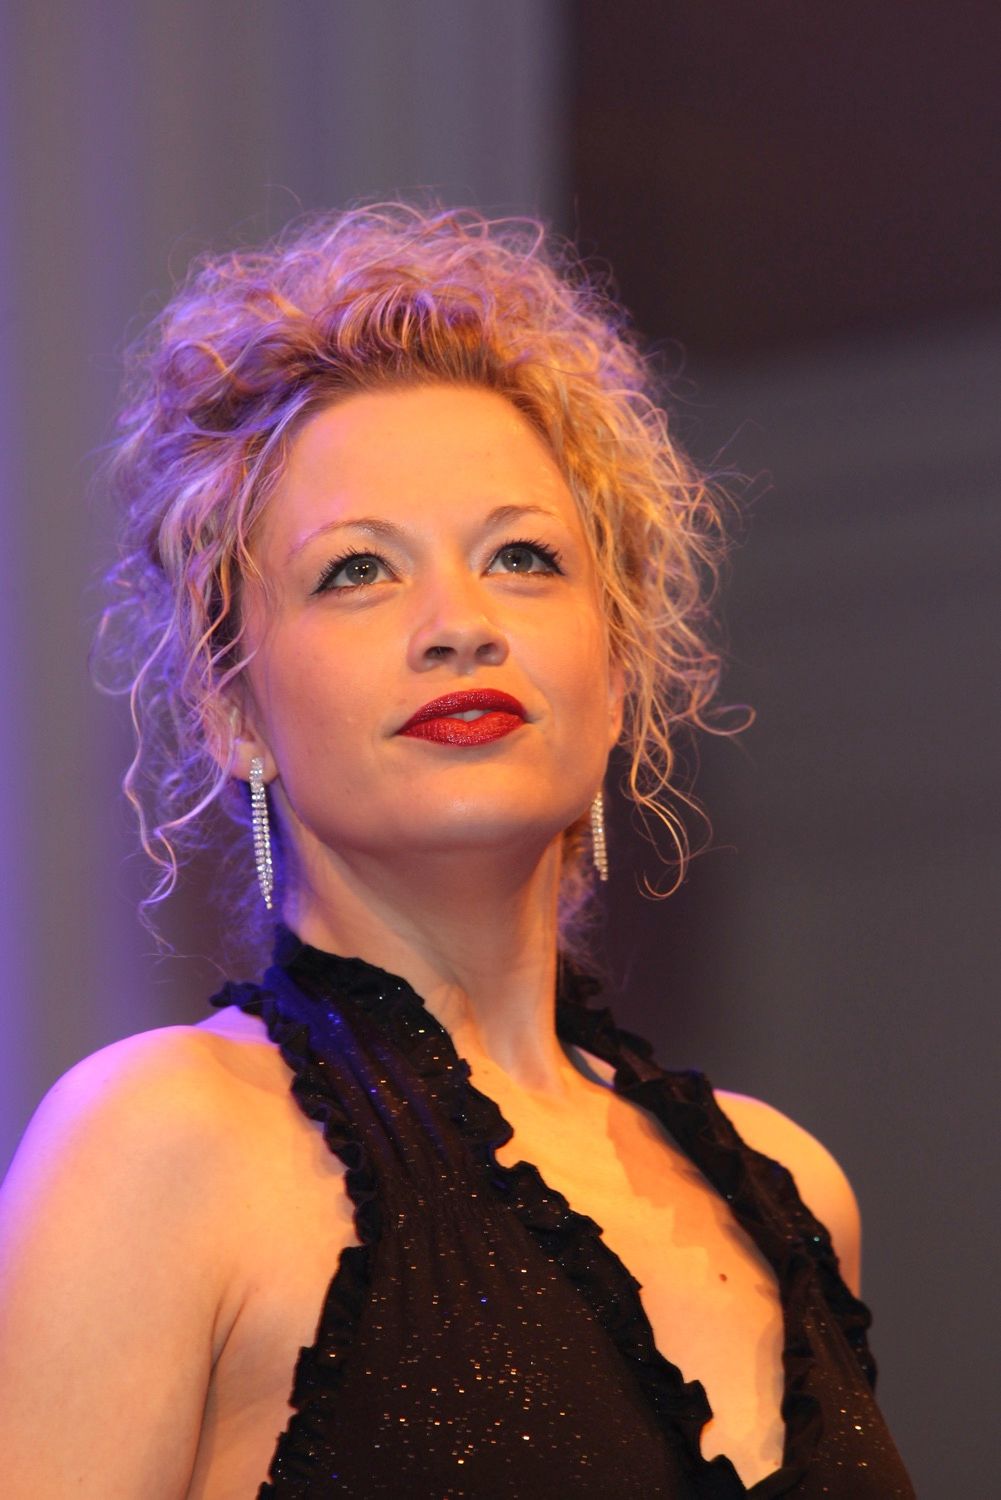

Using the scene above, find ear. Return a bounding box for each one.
[206,688,277,784]
[606,656,626,751]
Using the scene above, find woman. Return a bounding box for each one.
[0,207,913,1497]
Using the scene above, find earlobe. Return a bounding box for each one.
[607,660,626,748]
[231,735,276,784]
[211,698,275,784]
[231,719,277,785]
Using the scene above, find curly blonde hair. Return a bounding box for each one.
[97,203,737,954]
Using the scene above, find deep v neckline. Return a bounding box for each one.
[213,929,883,1498]
[467,1049,791,1489]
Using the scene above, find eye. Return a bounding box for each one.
[313,550,394,593]
[488,538,564,576]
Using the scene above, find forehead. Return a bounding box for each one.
[261,384,582,553]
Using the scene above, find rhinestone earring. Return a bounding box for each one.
[590,789,609,882]
[249,756,274,910]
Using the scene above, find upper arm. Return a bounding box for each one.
[717,1090,863,1296]
[0,1028,238,1499]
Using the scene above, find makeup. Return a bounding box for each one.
[398,690,526,746]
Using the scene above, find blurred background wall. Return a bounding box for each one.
[1,2,998,1492]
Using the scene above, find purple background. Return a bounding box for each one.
[2,5,998,1493]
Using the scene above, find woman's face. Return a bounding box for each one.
[238,384,623,879]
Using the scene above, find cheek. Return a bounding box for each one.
[254,637,359,766]
[545,605,611,701]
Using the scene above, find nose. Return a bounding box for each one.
[406,569,510,674]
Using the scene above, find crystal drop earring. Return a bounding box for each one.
[249,756,274,910]
[590,789,609,882]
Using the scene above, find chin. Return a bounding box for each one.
[354,803,578,864]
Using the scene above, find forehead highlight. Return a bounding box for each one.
[261,385,584,561]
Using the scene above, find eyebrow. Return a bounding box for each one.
[286,503,562,563]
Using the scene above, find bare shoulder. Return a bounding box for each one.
[715,1089,863,1294]
[0,1003,310,1280]
[0,1017,291,1498]
[8,1016,269,1178]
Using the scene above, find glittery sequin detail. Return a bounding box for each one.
[210,932,915,1498]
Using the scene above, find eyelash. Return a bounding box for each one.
[313,536,565,594]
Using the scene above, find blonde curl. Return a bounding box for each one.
[96,203,743,955]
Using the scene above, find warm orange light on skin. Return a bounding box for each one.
[231,385,623,941]
[285,501,566,566]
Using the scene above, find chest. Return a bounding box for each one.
[197,1067,788,1495]
[488,1089,787,1479]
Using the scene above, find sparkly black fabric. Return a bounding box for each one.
[210,931,914,1498]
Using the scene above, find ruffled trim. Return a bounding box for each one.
[370,999,736,1491]
[214,943,879,1500]
[554,968,878,1498]
[209,980,380,1497]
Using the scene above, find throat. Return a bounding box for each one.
[459,1034,606,1108]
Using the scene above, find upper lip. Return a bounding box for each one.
[398,690,527,732]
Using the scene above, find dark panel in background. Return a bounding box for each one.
[573,0,1001,359]
[572,6,1001,1495]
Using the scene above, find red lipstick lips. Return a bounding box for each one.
[398,690,526,747]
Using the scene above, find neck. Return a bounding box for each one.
[281,835,584,1097]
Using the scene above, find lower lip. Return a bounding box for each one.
[399,712,524,746]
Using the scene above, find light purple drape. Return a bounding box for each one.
[0,0,568,1172]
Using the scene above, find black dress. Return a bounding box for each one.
[210,930,915,1498]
